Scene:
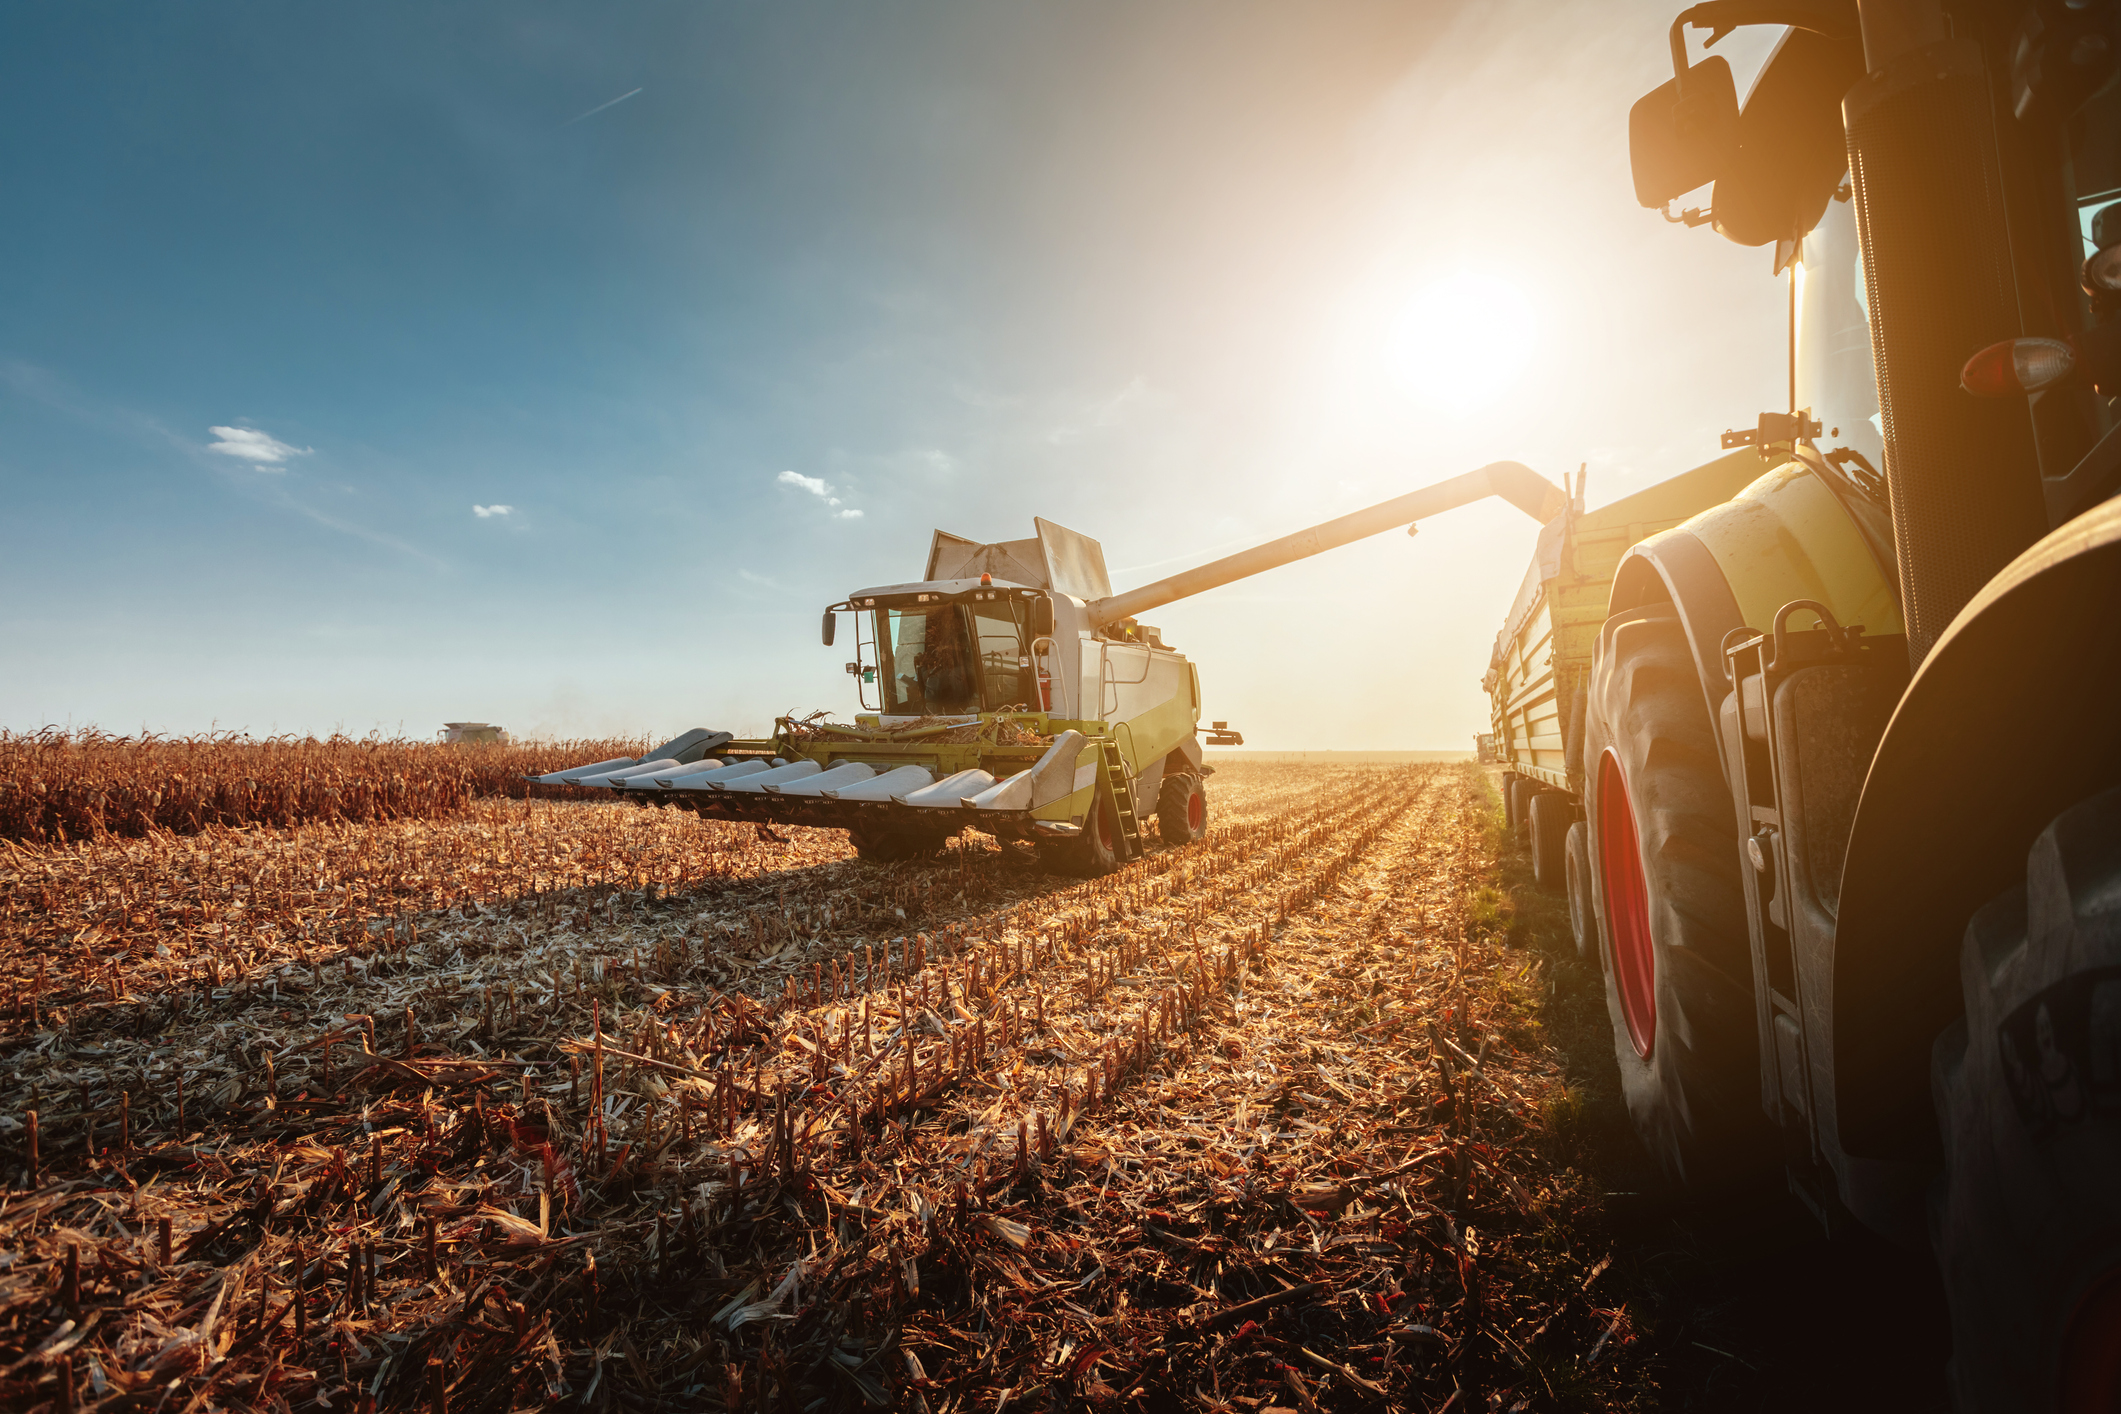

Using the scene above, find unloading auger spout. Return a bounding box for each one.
[530,458,1568,875]
[1085,460,1566,628]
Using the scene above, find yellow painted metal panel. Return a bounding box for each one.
[1681,462,1903,637]
[1488,448,1773,788]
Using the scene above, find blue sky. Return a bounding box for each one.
[0,2,1786,747]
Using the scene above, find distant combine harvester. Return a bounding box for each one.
[439,722,510,746]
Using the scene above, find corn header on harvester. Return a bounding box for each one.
[534,463,1566,871]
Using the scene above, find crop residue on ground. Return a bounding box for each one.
[0,761,1645,1412]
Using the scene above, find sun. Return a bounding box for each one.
[1385,271,1538,407]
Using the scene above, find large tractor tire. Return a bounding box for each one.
[1564,821,1594,961]
[1048,787,1121,877]
[1157,773,1207,847]
[1585,609,1774,1188]
[1529,789,1573,892]
[1931,785,2121,1412]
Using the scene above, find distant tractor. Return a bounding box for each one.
[439,723,510,745]
[536,464,1567,873]
[1487,3,2121,1405]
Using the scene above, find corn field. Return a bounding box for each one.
[0,730,649,846]
[0,759,1702,1413]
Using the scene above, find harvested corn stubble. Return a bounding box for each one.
[0,760,1634,1412]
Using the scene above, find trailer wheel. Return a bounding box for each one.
[1502,773,1524,832]
[1157,774,1206,847]
[1586,609,1772,1188]
[1931,784,2121,1413]
[1564,821,1593,960]
[1510,777,1538,843]
[1048,789,1120,877]
[1529,790,1572,892]
[849,824,951,864]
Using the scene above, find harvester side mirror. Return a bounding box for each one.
[822,609,837,647]
[1629,54,1739,209]
[1031,596,1055,639]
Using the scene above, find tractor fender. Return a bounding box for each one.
[1832,495,2121,1161]
[1608,459,1904,777]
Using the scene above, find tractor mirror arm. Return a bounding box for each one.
[1671,0,1855,76]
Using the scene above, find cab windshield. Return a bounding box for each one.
[872,600,1032,715]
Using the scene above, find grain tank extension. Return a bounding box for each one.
[535,462,1564,873]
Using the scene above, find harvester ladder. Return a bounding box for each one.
[1098,739,1145,860]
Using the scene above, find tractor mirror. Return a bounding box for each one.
[1702,25,1868,248]
[821,609,837,647]
[1031,596,1055,639]
[1628,55,1739,208]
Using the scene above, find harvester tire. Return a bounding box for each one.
[1529,790,1573,892]
[849,824,951,864]
[1048,789,1120,877]
[1585,609,1773,1190]
[1157,773,1207,847]
[1564,821,1593,961]
[1931,784,2121,1413]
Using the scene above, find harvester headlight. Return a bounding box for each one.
[1960,337,2077,396]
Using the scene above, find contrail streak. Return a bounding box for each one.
[566,87,644,125]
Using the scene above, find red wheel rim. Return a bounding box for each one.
[2061,1266,2121,1413]
[1094,800,1114,853]
[1597,750,1657,1058]
[1187,790,1205,833]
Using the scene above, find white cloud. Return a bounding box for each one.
[472,504,513,518]
[207,425,312,466]
[776,469,862,520]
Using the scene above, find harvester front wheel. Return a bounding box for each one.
[1586,608,1773,1189]
[1157,773,1206,846]
[1049,789,1120,877]
[849,823,952,864]
[1931,784,2121,1412]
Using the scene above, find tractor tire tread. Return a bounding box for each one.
[1931,783,2121,1412]
[1586,609,1773,1190]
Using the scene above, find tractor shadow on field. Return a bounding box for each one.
[1481,777,1953,1413]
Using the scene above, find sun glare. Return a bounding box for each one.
[1386,271,1537,407]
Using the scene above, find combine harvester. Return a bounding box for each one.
[535,464,1567,872]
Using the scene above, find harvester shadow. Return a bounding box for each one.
[524,823,1127,952]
